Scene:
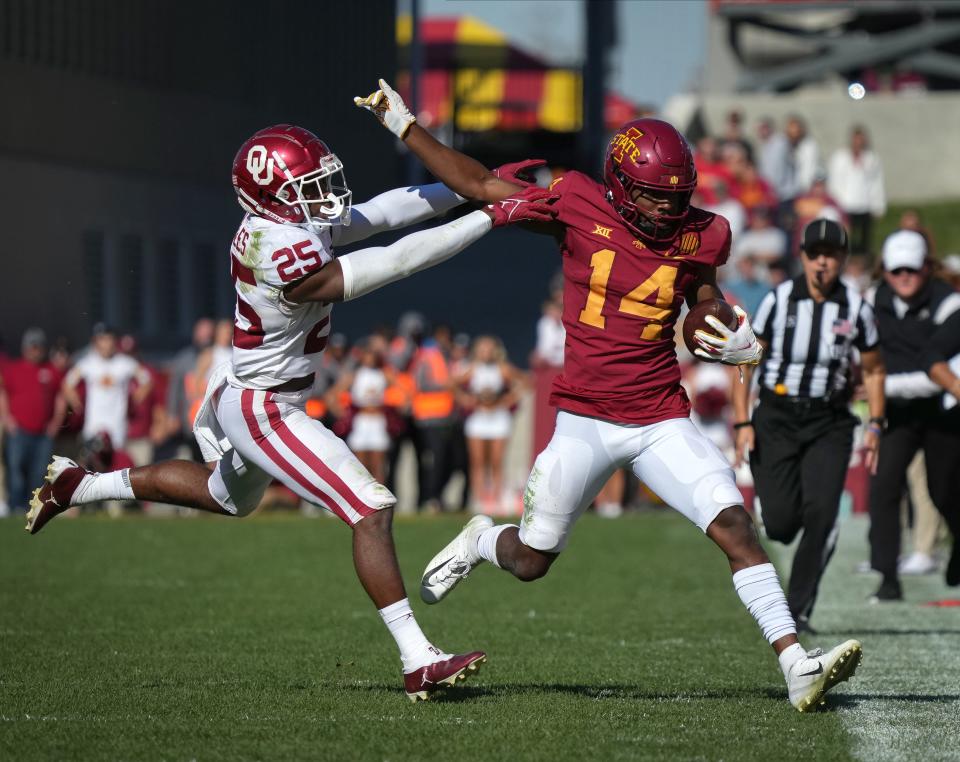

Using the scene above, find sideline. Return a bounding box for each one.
[772,514,960,761]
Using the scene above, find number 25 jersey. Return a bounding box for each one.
[548,171,732,425]
[229,214,335,389]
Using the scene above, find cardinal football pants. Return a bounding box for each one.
[519,410,743,553]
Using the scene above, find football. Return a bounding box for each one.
[682,298,738,359]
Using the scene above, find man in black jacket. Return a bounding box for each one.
[869,230,960,599]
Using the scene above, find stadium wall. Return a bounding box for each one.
[665,92,960,203]
[0,0,397,353]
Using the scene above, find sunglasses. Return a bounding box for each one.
[889,267,920,276]
[803,247,844,259]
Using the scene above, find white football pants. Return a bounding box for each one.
[206,385,396,523]
[519,411,743,553]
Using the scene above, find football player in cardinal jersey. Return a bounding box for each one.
[356,80,863,712]
[25,123,558,701]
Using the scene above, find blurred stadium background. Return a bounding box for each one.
[5,0,960,356]
[2,2,959,759]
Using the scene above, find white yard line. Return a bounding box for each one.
[773,515,960,762]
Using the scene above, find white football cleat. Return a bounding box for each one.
[420,515,493,604]
[787,639,863,712]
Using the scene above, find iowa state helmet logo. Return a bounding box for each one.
[610,127,644,165]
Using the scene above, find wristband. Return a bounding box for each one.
[733,421,753,430]
[868,416,887,431]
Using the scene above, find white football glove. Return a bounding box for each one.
[353,78,416,140]
[693,305,763,366]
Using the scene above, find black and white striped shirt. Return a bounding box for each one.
[752,276,879,399]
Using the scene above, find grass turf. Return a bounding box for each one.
[2,512,859,761]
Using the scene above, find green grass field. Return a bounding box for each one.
[1,511,957,761]
[876,201,960,258]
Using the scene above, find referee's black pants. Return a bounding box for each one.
[750,398,857,620]
[868,401,960,580]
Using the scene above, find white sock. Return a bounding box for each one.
[378,598,446,672]
[732,563,797,645]
[778,642,807,680]
[476,524,516,568]
[72,469,135,504]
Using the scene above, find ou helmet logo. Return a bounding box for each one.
[246,145,275,186]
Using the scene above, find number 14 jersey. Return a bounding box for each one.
[549,171,732,425]
[229,214,335,389]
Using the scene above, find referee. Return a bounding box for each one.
[732,218,886,633]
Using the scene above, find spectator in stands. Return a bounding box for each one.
[533,292,565,370]
[693,135,735,206]
[700,179,746,241]
[195,319,233,381]
[725,254,772,318]
[843,253,873,295]
[330,337,391,484]
[160,317,213,461]
[719,108,754,164]
[411,320,457,513]
[940,254,960,291]
[457,336,525,515]
[385,312,426,501]
[828,125,886,257]
[687,360,735,457]
[755,117,791,203]
[62,324,152,450]
[772,115,823,238]
[792,174,845,258]
[732,160,779,220]
[868,230,960,597]
[734,206,787,266]
[119,334,166,470]
[785,115,822,201]
[531,283,566,461]
[0,328,66,512]
[896,208,937,256]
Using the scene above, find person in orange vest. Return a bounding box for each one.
[385,313,426,501]
[410,322,456,514]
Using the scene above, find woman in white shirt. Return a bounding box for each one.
[329,338,390,483]
[456,336,525,514]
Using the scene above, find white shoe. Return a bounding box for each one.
[787,639,862,712]
[898,552,938,575]
[595,502,623,519]
[420,515,493,604]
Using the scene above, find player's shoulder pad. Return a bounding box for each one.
[681,206,731,266]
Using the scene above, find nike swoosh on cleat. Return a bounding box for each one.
[798,663,824,677]
[423,558,454,583]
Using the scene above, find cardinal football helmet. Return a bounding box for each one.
[603,118,697,242]
[232,124,352,229]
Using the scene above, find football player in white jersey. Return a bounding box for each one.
[25,123,557,701]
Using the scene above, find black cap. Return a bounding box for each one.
[91,322,117,337]
[801,218,849,253]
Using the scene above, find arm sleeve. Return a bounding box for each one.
[332,184,467,247]
[885,371,942,399]
[339,210,492,301]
